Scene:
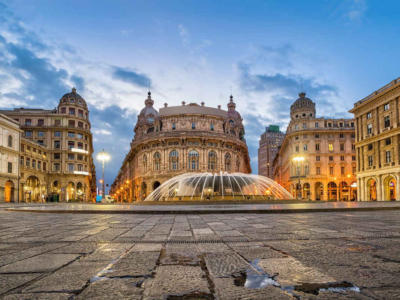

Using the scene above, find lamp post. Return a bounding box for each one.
[96,149,110,199]
[292,156,304,199]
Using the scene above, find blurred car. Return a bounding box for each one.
[102,195,115,203]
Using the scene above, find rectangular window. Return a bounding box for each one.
[26,158,30,167]
[68,132,75,138]
[68,153,74,160]
[25,131,32,137]
[55,119,61,126]
[368,143,373,150]
[54,131,61,137]
[38,131,44,137]
[367,124,373,135]
[316,167,320,175]
[77,164,83,171]
[385,138,391,145]
[77,133,83,139]
[315,122,319,128]
[69,108,75,115]
[68,163,74,172]
[68,141,75,150]
[352,144,355,151]
[295,145,299,152]
[32,160,36,168]
[172,123,176,130]
[54,153,60,160]
[43,162,46,171]
[77,142,83,149]
[384,116,390,128]
[37,140,44,145]
[78,110,84,117]
[20,156,24,166]
[368,156,373,167]
[53,163,60,171]
[77,154,83,160]
[302,123,307,129]
[316,156,320,161]
[339,133,344,138]
[352,166,356,174]
[38,161,41,170]
[7,162,12,173]
[38,119,44,126]
[340,143,344,151]
[329,156,333,161]
[315,143,320,151]
[315,133,320,139]
[340,155,344,161]
[328,143,333,152]
[341,166,345,175]
[329,167,334,175]
[352,155,356,161]
[78,122,83,128]
[61,107,66,114]
[384,103,390,111]
[54,140,60,149]
[68,120,75,128]
[386,151,391,163]
[303,144,308,151]
[192,122,196,129]
[25,119,31,126]
[366,112,372,119]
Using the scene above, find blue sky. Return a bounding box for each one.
[1,0,399,189]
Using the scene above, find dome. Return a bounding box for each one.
[227,95,242,120]
[59,88,87,108]
[138,91,159,121]
[290,92,315,111]
[145,172,293,201]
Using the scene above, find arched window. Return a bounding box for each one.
[210,123,214,131]
[169,150,179,170]
[8,135,12,147]
[143,154,147,172]
[236,156,240,172]
[188,150,199,170]
[153,152,161,171]
[208,151,217,170]
[225,153,231,172]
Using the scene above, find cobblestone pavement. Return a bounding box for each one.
[0,207,400,299]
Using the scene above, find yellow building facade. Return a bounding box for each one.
[273,93,357,201]
[0,88,96,202]
[350,78,400,201]
[111,93,251,202]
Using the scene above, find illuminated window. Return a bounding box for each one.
[328,143,333,152]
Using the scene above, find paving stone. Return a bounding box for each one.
[0,253,79,273]
[143,265,210,299]
[2,293,73,300]
[105,251,159,277]
[24,260,106,293]
[204,252,249,277]
[0,273,41,294]
[75,277,143,300]
[131,243,162,252]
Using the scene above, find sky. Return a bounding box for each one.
[1,0,399,190]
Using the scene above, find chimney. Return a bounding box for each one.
[217,105,221,109]
[182,101,186,106]
[164,103,168,107]
[201,102,205,106]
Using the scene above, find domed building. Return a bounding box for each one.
[0,88,96,202]
[111,92,251,202]
[272,92,357,201]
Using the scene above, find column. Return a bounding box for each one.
[376,175,382,201]
[396,174,400,201]
[357,178,361,201]
[310,182,315,201]
[323,183,328,201]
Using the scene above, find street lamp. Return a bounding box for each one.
[96,149,110,199]
[292,156,304,199]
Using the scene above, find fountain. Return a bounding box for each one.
[145,172,293,202]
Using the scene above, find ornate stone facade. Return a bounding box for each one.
[0,114,21,202]
[273,93,357,201]
[258,125,284,178]
[350,78,400,201]
[111,93,251,202]
[0,88,96,202]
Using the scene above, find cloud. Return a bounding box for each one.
[112,66,151,88]
[178,24,190,46]
[345,0,367,21]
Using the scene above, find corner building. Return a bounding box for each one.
[0,88,96,202]
[273,93,357,201]
[111,93,251,202]
[258,125,284,178]
[350,78,400,201]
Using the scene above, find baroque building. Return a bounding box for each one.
[258,125,284,178]
[0,114,21,202]
[350,78,400,201]
[273,92,357,201]
[111,92,251,202]
[0,88,96,202]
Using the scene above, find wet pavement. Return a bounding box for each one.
[0,205,400,299]
[5,201,400,214]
